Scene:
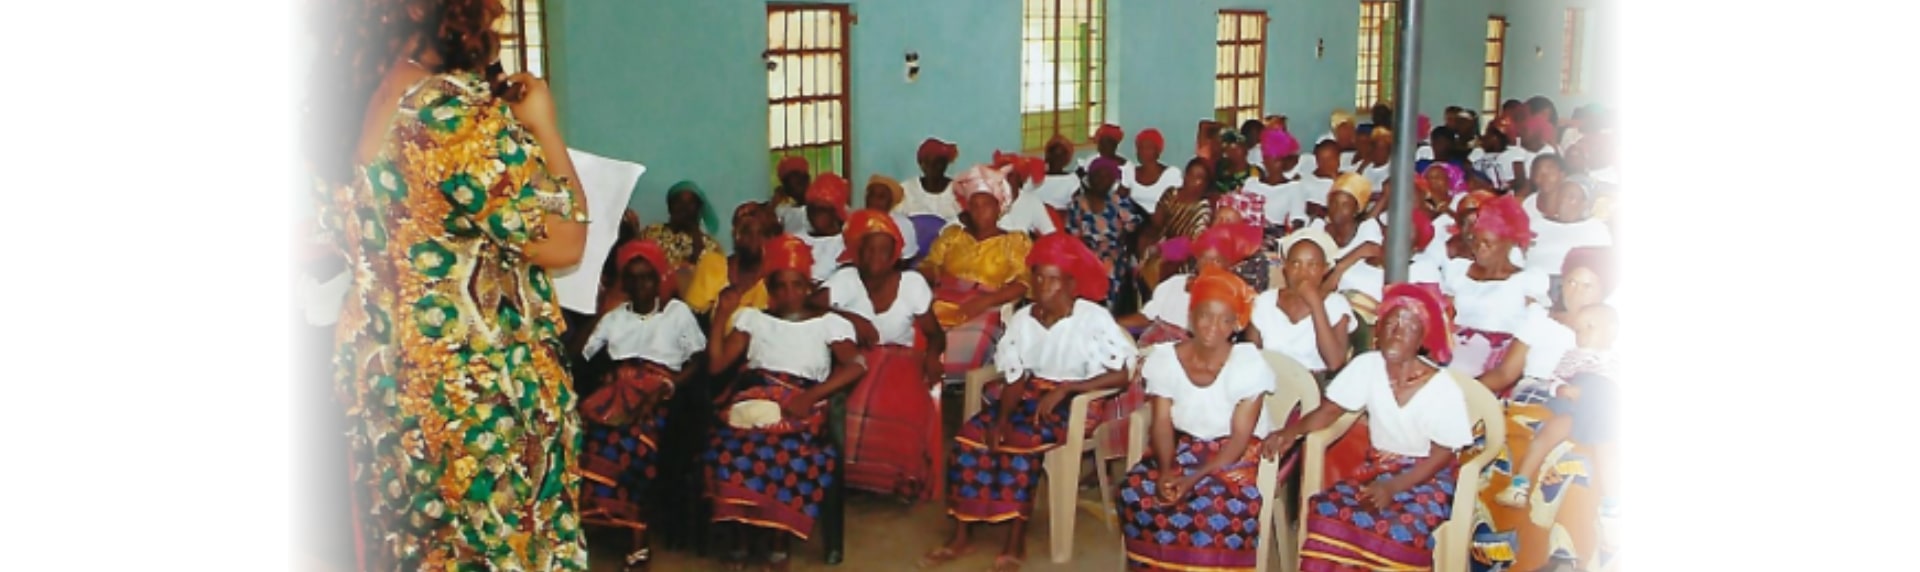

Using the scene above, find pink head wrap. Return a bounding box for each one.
[951,164,1013,209]
[1260,128,1301,161]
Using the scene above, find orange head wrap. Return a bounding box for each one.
[1188,264,1256,329]
[1027,232,1110,302]
[762,234,815,281]
[839,209,905,263]
[1377,282,1455,364]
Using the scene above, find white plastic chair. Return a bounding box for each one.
[1294,368,1506,572]
[1253,351,1323,572]
[960,332,1144,565]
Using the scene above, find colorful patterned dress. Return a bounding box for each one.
[1119,343,1278,571]
[1140,192,1212,289]
[318,71,587,571]
[637,223,721,268]
[918,226,1033,379]
[1064,192,1145,308]
[1470,377,1605,572]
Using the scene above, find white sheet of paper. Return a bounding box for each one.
[551,148,644,314]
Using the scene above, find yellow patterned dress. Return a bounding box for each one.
[916,226,1032,377]
[317,71,588,571]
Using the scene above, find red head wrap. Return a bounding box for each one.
[839,209,905,263]
[1377,282,1455,364]
[1188,264,1256,329]
[1027,232,1110,302]
[1192,222,1262,265]
[776,156,810,179]
[1522,114,1557,147]
[1095,123,1125,143]
[806,172,851,221]
[614,239,674,295]
[1410,207,1436,251]
[762,234,815,280]
[1136,128,1165,153]
[918,138,959,164]
[1472,194,1534,246]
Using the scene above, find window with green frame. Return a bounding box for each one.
[766,4,851,187]
[1020,0,1106,153]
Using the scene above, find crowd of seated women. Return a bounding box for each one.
[568,95,1620,572]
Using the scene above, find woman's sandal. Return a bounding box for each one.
[622,548,650,572]
[990,554,1024,572]
[916,546,969,569]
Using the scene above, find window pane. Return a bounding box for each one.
[770,105,788,147]
[1239,45,1259,74]
[1239,78,1256,108]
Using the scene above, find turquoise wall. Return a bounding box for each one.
[548,0,1560,244]
[1489,0,1616,115]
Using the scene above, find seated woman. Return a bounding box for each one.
[1137,158,1216,288]
[1260,283,1476,572]
[774,156,815,235]
[1064,156,1144,311]
[861,175,921,262]
[1443,194,1546,388]
[1474,247,1616,572]
[702,234,867,571]
[922,232,1140,572]
[1329,205,1444,302]
[1121,222,1263,345]
[1212,129,1264,195]
[639,180,723,273]
[993,151,1060,236]
[1308,173,1386,264]
[821,210,947,500]
[1209,200,1274,292]
[685,203,779,332]
[1248,228,1355,377]
[1519,153,1570,220]
[899,137,961,222]
[574,240,706,571]
[919,164,1034,382]
[1119,266,1274,571]
[1528,179,1614,306]
[800,173,853,283]
[1123,129,1182,215]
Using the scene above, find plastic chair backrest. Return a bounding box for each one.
[1447,368,1507,465]
[1260,350,1322,424]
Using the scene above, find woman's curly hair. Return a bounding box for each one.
[301,0,508,186]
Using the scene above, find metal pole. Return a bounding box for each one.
[1384,0,1425,285]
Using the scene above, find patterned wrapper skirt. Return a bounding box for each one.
[702,370,837,539]
[844,345,943,500]
[1300,450,1459,572]
[579,360,677,532]
[947,379,1116,523]
[1471,379,1604,572]
[1119,434,1267,571]
[932,279,1007,378]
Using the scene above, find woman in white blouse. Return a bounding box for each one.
[898,138,962,223]
[1248,229,1355,377]
[1442,194,1547,389]
[1527,179,1614,305]
[702,234,867,571]
[574,239,707,570]
[1261,283,1475,572]
[1118,266,1273,571]
[818,210,947,501]
[922,232,1139,571]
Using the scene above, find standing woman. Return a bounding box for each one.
[703,235,867,571]
[919,165,1034,381]
[921,232,1139,572]
[1261,284,1475,572]
[1119,266,1274,571]
[823,210,948,500]
[1064,157,1145,311]
[575,240,706,571]
[311,0,590,567]
[1137,158,1217,288]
